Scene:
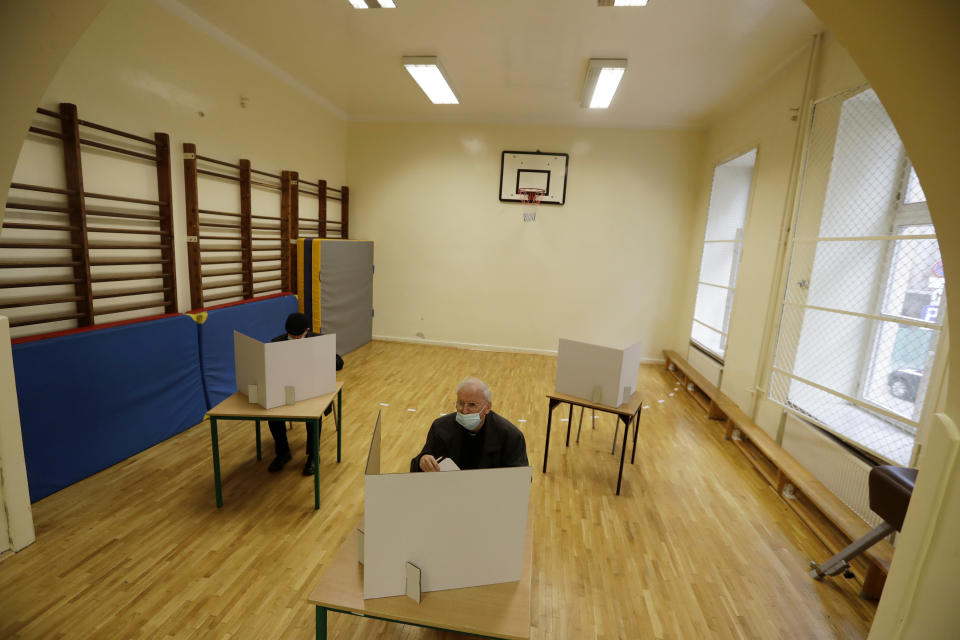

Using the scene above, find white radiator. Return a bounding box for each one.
[686,346,723,387]
[782,413,883,528]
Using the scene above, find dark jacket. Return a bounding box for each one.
[410,411,529,472]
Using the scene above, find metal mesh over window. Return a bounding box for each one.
[769,87,943,466]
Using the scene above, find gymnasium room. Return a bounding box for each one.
[0,1,957,639]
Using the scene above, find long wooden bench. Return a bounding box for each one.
[663,349,894,599]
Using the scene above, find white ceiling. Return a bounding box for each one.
[168,0,823,129]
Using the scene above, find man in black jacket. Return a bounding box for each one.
[267,312,342,475]
[411,377,528,472]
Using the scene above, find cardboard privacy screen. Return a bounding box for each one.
[234,331,336,409]
[555,338,643,406]
[362,412,531,600]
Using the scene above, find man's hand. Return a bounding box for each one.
[419,455,441,472]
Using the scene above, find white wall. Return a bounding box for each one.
[348,122,700,355]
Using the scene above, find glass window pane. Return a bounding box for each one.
[698,242,737,287]
[692,321,725,357]
[880,226,943,322]
[703,149,755,241]
[863,322,937,421]
[904,165,926,204]
[693,284,729,331]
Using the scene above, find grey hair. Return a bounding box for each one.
[456,377,492,402]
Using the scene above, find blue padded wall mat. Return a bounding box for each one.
[13,314,208,502]
[197,294,298,408]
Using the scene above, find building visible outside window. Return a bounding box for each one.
[770,88,944,466]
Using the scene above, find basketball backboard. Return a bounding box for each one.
[499,150,568,205]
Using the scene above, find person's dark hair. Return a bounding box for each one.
[285,312,309,336]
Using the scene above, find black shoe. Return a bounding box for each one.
[302,457,317,476]
[268,451,292,472]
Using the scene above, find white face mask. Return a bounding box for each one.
[456,411,483,431]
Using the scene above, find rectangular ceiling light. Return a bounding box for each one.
[598,0,649,6]
[581,59,627,109]
[402,56,459,104]
[348,0,395,8]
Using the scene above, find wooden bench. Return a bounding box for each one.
[663,350,894,599]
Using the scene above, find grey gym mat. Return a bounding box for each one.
[320,240,373,355]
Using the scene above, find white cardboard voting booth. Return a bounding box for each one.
[362,413,532,600]
[233,331,336,409]
[555,338,643,406]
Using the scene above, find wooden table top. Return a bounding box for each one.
[206,381,343,420]
[546,388,643,417]
[308,513,533,640]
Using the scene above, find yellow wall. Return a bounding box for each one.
[678,33,869,436]
[797,3,960,638]
[2,0,960,636]
[348,122,700,354]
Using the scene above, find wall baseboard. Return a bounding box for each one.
[372,335,664,364]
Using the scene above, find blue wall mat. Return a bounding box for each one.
[198,294,298,408]
[13,315,208,502]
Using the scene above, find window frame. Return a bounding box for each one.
[689,149,757,363]
[856,159,941,427]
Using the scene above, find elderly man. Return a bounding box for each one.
[410,377,528,472]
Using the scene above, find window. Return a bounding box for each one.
[690,148,757,360]
[769,88,944,466]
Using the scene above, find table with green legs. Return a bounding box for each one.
[205,381,343,510]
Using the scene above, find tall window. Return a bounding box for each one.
[690,148,757,360]
[770,88,943,466]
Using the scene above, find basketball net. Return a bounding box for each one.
[518,188,545,223]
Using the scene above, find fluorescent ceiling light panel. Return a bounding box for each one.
[597,0,649,5]
[581,59,627,109]
[348,0,395,7]
[402,57,459,104]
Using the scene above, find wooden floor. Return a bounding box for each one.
[0,341,876,639]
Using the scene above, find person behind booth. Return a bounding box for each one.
[268,312,343,475]
[411,377,528,472]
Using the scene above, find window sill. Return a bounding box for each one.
[792,401,914,466]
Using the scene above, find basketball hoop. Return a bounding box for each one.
[518,188,545,222]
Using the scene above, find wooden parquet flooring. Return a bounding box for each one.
[0,340,876,639]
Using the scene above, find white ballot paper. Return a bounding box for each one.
[437,457,460,471]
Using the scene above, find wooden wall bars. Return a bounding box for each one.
[182,144,288,310]
[1,103,177,337]
[183,145,349,310]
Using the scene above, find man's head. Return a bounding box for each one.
[455,377,492,431]
[285,312,310,339]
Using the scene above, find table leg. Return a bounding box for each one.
[616,415,630,496]
[565,403,573,446]
[631,408,641,464]
[255,420,262,461]
[316,606,327,640]
[542,398,560,473]
[336,388,342,463]
[312,418,322,510]
[210,417,223,508]
[576,406,584,443]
